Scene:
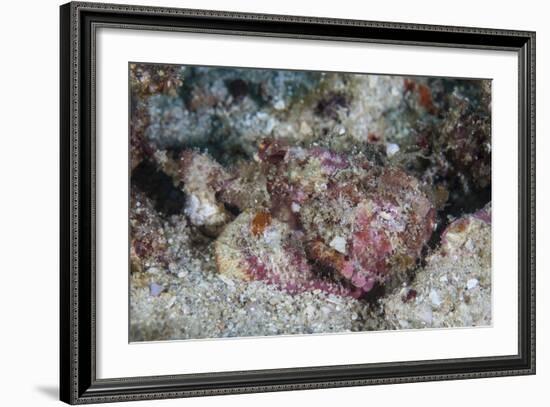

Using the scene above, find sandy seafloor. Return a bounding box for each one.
[129,64,492,341]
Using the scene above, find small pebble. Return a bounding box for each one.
[273,99,285,110]
[329,235,347,254]
[429,289,442,307]
[466,278,479,290]
[291,202,301,213]
[149,283,164,297]
[386,143,400,157]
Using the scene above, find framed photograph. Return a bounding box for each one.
[60,1,536,404]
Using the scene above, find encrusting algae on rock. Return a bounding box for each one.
[129,63,492,341]
[234,141,435,296]
[171,139,436,298]
[381,204,491,329]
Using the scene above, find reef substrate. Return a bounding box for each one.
[129,64,492,341]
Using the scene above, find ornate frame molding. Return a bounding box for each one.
[60,2,535,404]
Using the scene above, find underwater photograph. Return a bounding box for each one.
[128,63,492,342]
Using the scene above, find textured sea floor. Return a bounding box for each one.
[129,64,492,341]
[129,196,491,341]
[130,204,382,341]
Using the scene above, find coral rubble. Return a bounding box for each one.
[381,205,491,328]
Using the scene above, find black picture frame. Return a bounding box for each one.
[60,2,536,404]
